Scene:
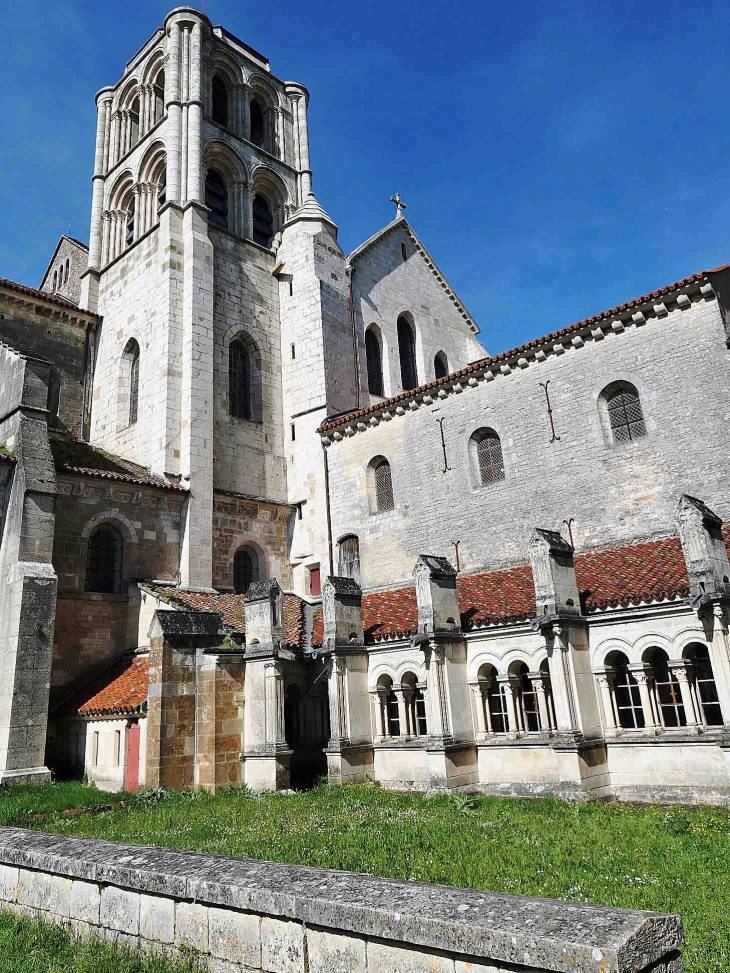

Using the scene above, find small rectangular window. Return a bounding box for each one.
[113,729,121,768]
[401,242,407,261]
[291,423,296,441]
[291,343,296,360]
[289,280,294,297]
[92,731,99,767]
[309,565,321,597]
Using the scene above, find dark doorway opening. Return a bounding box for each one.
[285,674,329,789]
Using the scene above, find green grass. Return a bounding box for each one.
[3,782,730,972]
[0,913,206,973]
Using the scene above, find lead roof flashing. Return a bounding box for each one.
[318,265,723,438]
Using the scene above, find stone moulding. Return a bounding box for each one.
[0,827,684,972]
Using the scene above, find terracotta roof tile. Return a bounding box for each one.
[319,263,730,434]
[51,438,186,492]
[141,584,306,647]
[0,275,99,318]
[60,653,149,718]
[360,536,701,642]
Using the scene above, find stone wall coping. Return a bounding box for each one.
[0,828,683,973]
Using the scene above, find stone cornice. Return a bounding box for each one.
[0,285,100,331]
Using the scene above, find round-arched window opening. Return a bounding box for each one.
[85,524,124,594]
[250,98,265,148]
[233,545,260,594]
[434,351,449,380]
[205,169,228,228]
[253,194,275,248]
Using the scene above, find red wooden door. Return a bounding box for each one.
[124,723,140,791]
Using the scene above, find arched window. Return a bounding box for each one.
[402,672,427,737]
[365,328,384,396]
[607,651,644,730]
[123,338,140,425]
[253,194,274,248]
[157,167,166,209]
[337,535,360,585]
[373,458,394,513]
[130,97,140,147]
[646,647,685,728]
[64,259,70,285]
[233,545,259,594]
[228,332,261,422]
[125,197,135,248]
[229,336,252,420]
[515,663,540,733]
[397,315,418,391]
[153,70,165,122]
[205,169,228,228]
[85,524,123,594]
[377,675,400,737]
[250,98,265,148]
[434,351,449,380]
[684,643,723,726]
[52,270,57,292]
[212,74,228,127]
[470,428,505,485]
[604,382,646,445]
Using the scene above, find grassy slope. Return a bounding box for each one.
[2,782,730,972]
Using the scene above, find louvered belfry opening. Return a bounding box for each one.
[229,337,251,420]
[365,328,383,396]
[397,316,418,391]
[476,429,505,484]
[606,384,646,443]
[253,194,274,248]
[375,460,394,512]
[205,169,228,228]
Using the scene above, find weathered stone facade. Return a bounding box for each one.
[3,8,730,805]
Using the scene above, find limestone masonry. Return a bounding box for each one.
[2,6,730,804]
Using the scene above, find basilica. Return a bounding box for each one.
[2,6,730,802]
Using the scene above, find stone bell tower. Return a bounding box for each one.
[79,7,314,591]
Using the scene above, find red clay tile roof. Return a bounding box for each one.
[51,438,186,492]
[0,275,100,319]
[141,584,306,647]
[361,536,697,642]
[60,653,149,718]
[319,263,730,434]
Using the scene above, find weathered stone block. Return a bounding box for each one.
[262,916,305,972]
[140,893,175,944]
[100,885,140,935]
[367,941,456,973]
[307,926,367,972]
[175,900,209,951]
[209,906,260,967]
[17,870,71,917]
[0,863,19,902]
[70,880,100,925]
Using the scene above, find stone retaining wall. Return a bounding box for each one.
[0,828,684,972]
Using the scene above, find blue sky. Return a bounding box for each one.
[2,0,730,354]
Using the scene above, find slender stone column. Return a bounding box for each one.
[132,185,142,240]
[102,95,113,172]
[499,677,517,739]
[376,690,389,738]
[87,92,112,270]
[265,662,286,747]
[241,86,251,140]
[187,21,203,203]
[424,644,452,742]
[394,690,408,739]
[328,656,350,747]
[670,661,701,729]
[101,212,111,266]
[166,22,182,202]
[595,671,618,734]
[243,184,254,240]
[470,683,487,736]
[531,673,552,732]
[631,666,659,730]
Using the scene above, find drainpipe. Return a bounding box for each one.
[322,439,334,576]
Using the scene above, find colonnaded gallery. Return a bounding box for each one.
[2,6,730,802]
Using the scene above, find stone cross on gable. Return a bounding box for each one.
[389,192,407,218]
